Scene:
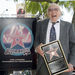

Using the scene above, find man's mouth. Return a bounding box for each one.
[52,15,57,17]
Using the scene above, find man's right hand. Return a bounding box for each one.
[35,43,44,57]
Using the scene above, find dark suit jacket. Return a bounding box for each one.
[34,19,75,75]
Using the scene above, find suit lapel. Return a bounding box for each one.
[41,19,49,43]
[59,20,65,42]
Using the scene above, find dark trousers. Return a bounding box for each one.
[0,71,8,75]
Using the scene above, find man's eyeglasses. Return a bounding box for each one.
[48,8,59,12]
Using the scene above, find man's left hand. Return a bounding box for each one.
[64,64,74,72]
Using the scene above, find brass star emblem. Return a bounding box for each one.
[46,47,59,60]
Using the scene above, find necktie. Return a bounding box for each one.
[49,22,56,42]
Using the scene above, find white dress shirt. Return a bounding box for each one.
[46,19,60,44]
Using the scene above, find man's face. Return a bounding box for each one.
[47,5,61,22]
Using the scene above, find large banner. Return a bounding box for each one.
[0,18,36,71]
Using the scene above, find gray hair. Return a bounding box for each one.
[47,3,62,14]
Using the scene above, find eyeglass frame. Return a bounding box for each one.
[48,8,60,12]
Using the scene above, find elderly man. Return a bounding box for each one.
[34,3,75,75]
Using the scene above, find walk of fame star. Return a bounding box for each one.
[46,47,59,60]
[9,26,25,48]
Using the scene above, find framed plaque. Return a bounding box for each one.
[41,40,68,75]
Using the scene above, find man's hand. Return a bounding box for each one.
[64,64,74,72]
[35,43,44,57]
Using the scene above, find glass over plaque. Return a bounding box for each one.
[41,40,68,75]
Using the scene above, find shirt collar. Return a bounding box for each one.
[49,18,60,24]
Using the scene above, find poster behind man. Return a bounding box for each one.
[0,18,36,71]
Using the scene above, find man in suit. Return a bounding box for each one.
[34,3,75,75]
